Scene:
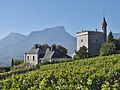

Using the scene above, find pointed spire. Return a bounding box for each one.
[102,17,107,41]
[103,17,107,26]
[102,17,107,30]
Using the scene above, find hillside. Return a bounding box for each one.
[0,26,76,65]
[0,55,120,89]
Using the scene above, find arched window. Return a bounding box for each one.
[27,56,29,60]
[33,56,35,61]
[81,39,83,42]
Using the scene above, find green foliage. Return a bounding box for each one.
[56,44,68,55]
[107,31,120,54]
[100,42,116,56]
[113,38,120,52]
[51,44,68,56]
[0,67,37,80]
[13,63,29,70]
[108,31,114,42]
[0,55,120,89]
[0,66,11,73]
[11,58,14,67]
[13,59,24,66]
[33,44,69,57]
[74,46,88,59]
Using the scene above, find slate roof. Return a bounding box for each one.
[26,48,40,54]
[43,49,54,60]
[43,48,71,59]
[25,47,71,59]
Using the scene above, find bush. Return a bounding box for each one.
[0,66,11,73]
[100,42,116,56]
[13,59,24,66]
[73,46,89,60]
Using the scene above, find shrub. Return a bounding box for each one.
[100,42,116,56]
[73,46,89,60]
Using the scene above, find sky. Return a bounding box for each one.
[0,0,120,39]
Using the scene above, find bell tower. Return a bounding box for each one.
[102,17,107,41]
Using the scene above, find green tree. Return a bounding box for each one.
[113,38,120,53]
[108,31,114,42]
[100,42,116,56]
[13,60,24,66]
[11,58,14,67]
[74,46,88,59]
[51,44,68,55]
[107,31,120,53]
[56,45,68,55]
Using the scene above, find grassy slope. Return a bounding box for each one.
[0,54,120,89]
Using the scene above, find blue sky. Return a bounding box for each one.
[0,0,120,38]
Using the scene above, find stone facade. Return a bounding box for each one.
[76,17,107,56]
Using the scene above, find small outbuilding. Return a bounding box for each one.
[24,44,71,66]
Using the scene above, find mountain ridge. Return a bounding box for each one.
[0,26,76,65]
[113,33,120,39]
[0,26,120,65]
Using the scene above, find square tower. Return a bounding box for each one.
[76,30,105,56]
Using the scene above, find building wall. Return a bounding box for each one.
[76,32,88,51]
[88,32,105,56]
[24,53,38,66]
[76,31,105,56]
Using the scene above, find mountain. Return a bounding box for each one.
[0,33,26,47]
[113,33,120,39]
[0,26,76,65]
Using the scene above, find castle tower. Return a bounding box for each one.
[102,17,107,41]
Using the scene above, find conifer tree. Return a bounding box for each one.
[11,58,14,67]
[108,31,114,42]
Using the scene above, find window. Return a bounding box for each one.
[27,56,29,60]
[81,39,83,42]
[94,39,98,45]
[95,39,98,42]
[33,56,35,61]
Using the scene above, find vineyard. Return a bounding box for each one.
[0,54,120,90]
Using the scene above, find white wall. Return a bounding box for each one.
[76,32,88,51]
[25,53,38,66]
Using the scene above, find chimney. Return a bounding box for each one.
[35,44,38,49]
[95,29,97,32]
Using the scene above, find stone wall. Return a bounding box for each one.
[76,31,105,56]
[88,32,105,56]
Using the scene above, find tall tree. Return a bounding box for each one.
[11,58,14,67]
[56,45,68,55]
[108,31,114,42]
[113,38,120,53]
[74,46,88,59]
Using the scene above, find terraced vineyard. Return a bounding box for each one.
[0,54,120,90]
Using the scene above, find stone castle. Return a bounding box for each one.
[24,17,108,66]
[76,17,107,56]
